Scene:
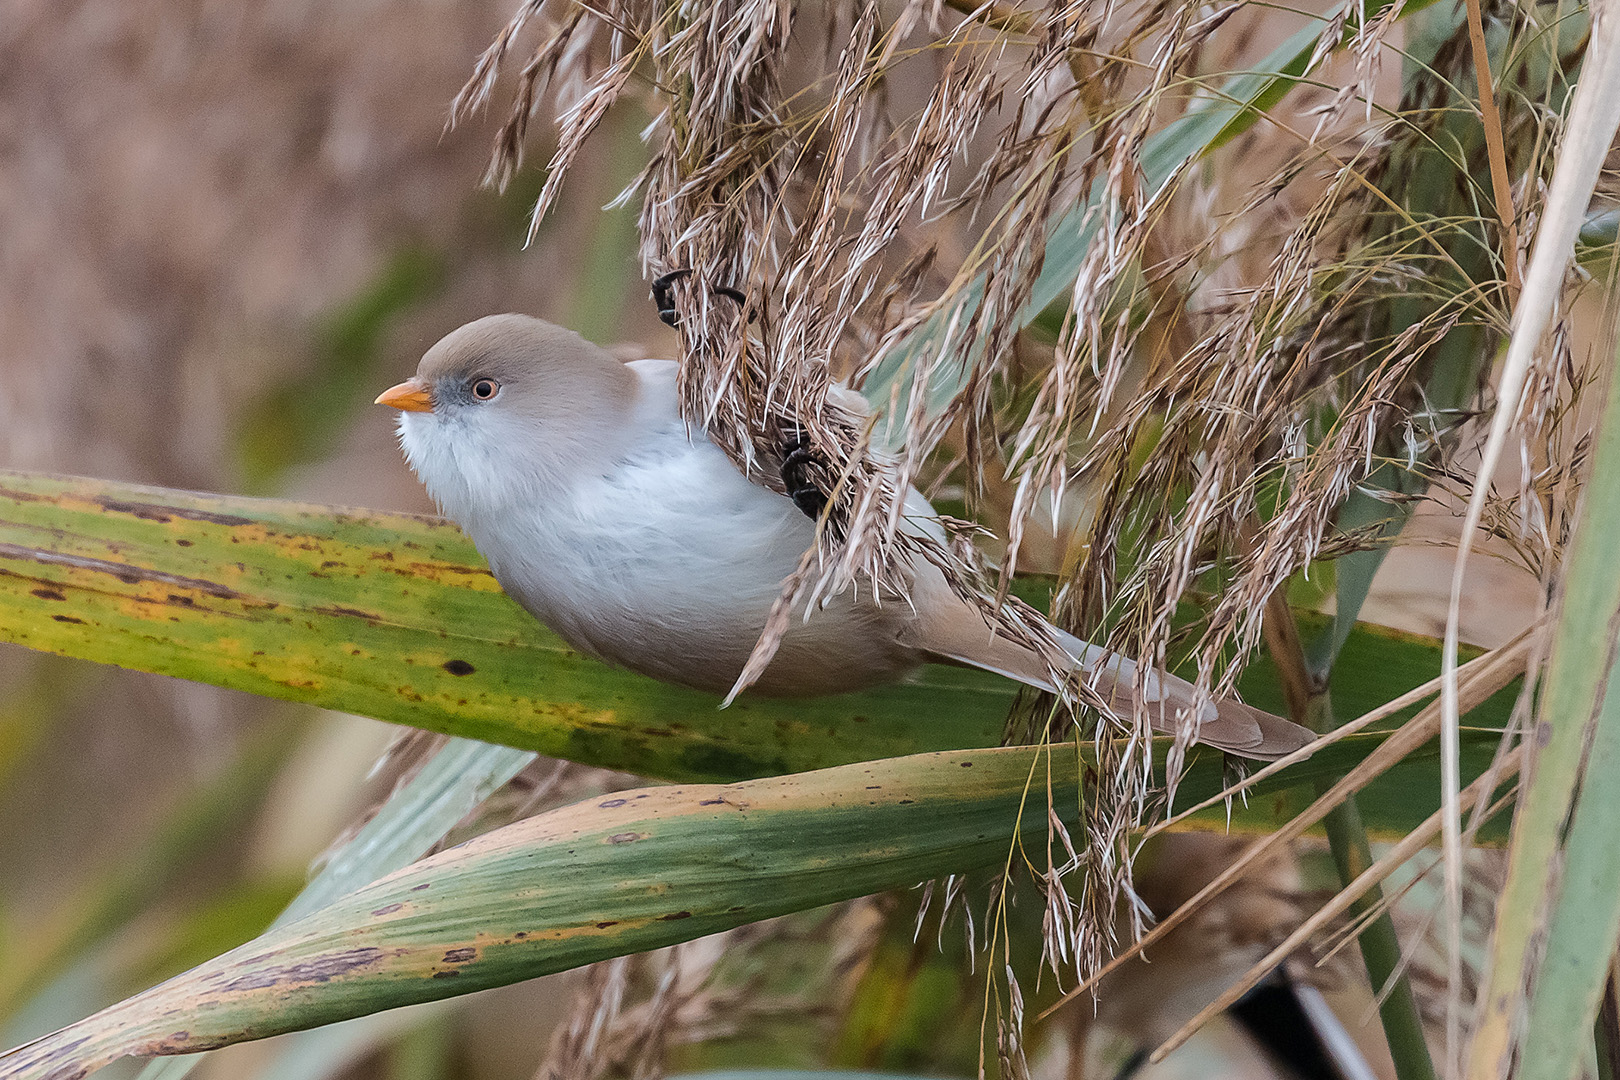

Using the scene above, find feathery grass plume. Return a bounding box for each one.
[443,0,1307,994]
[1007,0,1591,991]
[1047,0,1595,1030]
[534,905,886,1079]
[1418,314,1592,592]
[995,964,1032,1080]
[455,0,1593,1030]
[538,954,632,1080]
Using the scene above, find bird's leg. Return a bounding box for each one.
[650,269,755,328]
[780,428,830,520]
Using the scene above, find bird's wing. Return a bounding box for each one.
[899,570,1312,761]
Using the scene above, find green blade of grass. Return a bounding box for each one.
[1474,303,1620,1080]
[273,739,536,929]
[0,470,1522,834]
[0,747,1085,1079]
[1462,15,1620,1077]
[1516,667,1620,1080]
[0,470,1013,782]
[128,740,537,1080]
[0,728,1516,1080]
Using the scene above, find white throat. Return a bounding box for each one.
[396,408,553,532]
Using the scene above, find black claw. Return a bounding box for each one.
[780,432,829,520]
[649,270,756,327]
[651,268,694,328]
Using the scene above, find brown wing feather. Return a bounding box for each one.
[900,586,1312,761]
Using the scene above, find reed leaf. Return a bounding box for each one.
[0,747,1090,1079]
[0,468,1515,812]
[0,733,1515,1080]
[1460,10,1620,1075]
[0,470,1010,782]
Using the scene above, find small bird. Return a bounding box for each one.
[376,314,1313,760]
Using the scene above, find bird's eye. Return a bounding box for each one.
[471,378,500,401]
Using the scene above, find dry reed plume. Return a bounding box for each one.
[454,0,1608,1046]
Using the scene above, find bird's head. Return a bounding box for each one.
[376,313,636,523]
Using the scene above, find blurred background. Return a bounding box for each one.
[0,3,1548,1079]
[0,4,678,1076]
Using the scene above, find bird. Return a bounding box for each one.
[375,313,1314,760]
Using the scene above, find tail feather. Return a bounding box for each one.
[903,602,1314,761]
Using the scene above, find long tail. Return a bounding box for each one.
[905,603,1314,761]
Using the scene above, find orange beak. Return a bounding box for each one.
[375,378,434,413]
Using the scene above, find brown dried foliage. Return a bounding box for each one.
[533,904,885,1080]
[455,0,1598,1013]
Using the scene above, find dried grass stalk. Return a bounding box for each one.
[454,0,1592,1011]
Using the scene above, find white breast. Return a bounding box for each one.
[405,359,923,697]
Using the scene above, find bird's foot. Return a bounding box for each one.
[651,269,752,328]
[651,268,691,326]
[780,430,830,520]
